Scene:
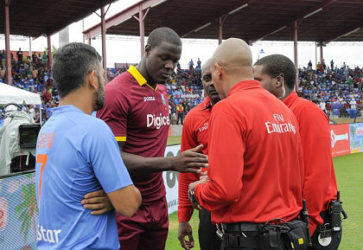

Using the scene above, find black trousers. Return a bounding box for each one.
[198,209,221,250]
[177,113,184,125]
[310,211,342,250]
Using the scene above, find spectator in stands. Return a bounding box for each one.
[42,82,52,104]
[42,51,48,64]
[319,99,327,114]
[189,59,194,69]
[0,50,5,69]
[17,48,23,65]
[0,66,5,80]
[176,103,184,125]
[197,58,201,69]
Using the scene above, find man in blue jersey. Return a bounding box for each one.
[35,42,141,250]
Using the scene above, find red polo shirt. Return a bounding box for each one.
[97,65,170,204]
[178,97,212,222]
[194,80,304,224]
[284,91,338,234]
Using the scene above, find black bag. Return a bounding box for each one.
[283,220,308,250]
[259,220,308,250]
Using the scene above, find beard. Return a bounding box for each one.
[93,75,105,111]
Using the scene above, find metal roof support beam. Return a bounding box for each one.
[320,43,324,63]
[218,15,228,45]
[47,35,52,70]
[133,6,150,58]
[293,20,300,89]
[181,2,249,38]
[251,0,336,42]
[83,0,162,40]
[4,0,11,85]
[324,26,361,43]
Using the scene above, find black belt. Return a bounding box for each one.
[221,222,261,232]
[218,222,261,248]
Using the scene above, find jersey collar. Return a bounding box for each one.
[283,91,298,107]
[127,65,158,91]
[228,80,261,97]
[202,96,213,111]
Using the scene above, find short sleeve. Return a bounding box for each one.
[85,120,133,194]
[97,86,129,142]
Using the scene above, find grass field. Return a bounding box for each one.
[167,135,182,146]
[165,152,363,250]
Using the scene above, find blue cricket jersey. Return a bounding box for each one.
[35,105,133,249]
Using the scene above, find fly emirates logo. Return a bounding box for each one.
[265,114,296,135]
[147,113,170,129]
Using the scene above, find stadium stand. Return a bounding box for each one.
[1,56,362,124]
[0,50,57,123]
[297,62,362,119]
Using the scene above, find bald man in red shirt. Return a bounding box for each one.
[254,54,344,250]
[178,58,221,250]
[188,39,307,250]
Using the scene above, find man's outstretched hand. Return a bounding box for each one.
[172,144,208,173]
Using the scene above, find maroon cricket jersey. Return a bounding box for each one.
[97,65,170,204]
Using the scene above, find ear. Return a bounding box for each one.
[87,70,98,91]
[214,64,224,81]
[145,44,151,56]
[273,75,283,88]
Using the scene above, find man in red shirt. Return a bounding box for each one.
[82,27,208,250]
[254,54,343,250]
[188,38,306,250]
[178,58,221,250]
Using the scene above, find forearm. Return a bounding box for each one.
[121,151,173,175]
[178,172,198,222]
[194,181,234,212]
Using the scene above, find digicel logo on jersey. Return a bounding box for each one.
[147,113,170,129]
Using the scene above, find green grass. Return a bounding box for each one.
[333,153,363,249]
[165,211,201,250]
[166,152,363,250]
[167,136,182,146]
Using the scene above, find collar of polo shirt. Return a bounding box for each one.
[128,65,158,91]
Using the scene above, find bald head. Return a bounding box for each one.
[213,38,252,71]
[202,58,213,74]
[211,38,254,99]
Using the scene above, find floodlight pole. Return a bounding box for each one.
[47,35,52,69]
[5,0,11,85]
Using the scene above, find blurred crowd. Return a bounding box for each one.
[0,48,58,123]
[297,60,362,119]
[1,54,362,125]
